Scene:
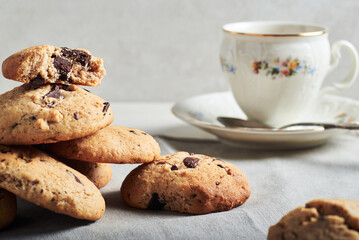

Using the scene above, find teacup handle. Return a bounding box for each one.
[319,40,359,95]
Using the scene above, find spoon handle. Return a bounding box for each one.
[280,122,359,130]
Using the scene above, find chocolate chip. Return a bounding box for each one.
[129,130,136,134]
[73,50,91,66]
[11,123,19,129]
[102,102,110,116]
[32,180,39,186]
[66,169,83,185]
[29,116,36,120]
[192,194,197,198]
[147,193,166,210]
[30,74,45,85]
[216,182,220,185]
[74,113,79,120]
[53,56,72,80]
[0,159,5,162]
[44,85,64,99]
[61,47,91,66]
[51,197,55,202]
[217,164,225,169]
[189,153,194,156]
[40,189,43,194]
[141,132,147,135]
[183,157,200,168]
[171,165,178,171]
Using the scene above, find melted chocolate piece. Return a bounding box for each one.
[30,74,45,85]
[171,165,178,171]
[32,180,39,186]
[44,85,64,99]
[61,47,91,66]
[102,102,110,115]
[74,113,79,120]
[147,193,166,210]
[66,169,83,185]
[183,157,200,168]
[53,56,72,80]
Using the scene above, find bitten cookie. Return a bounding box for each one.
[2,45,105,86]
[0,188,17,229]
[43,125,160,164]
[0,145,105,220]
[121,152,251,214]
[0,83,113,145]
[268,199,359,240]
[59,158,112,189]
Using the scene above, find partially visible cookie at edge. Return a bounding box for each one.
[268,199,359,240]
[43,125,160,164]
[121,152,251,214]
[0,188,17,229]
[0,144,105,220]
[0,83,113,145]
[2,45,106,86]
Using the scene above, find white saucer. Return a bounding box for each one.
[172,91,359,150]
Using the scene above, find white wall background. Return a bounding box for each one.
[0,0,358,102]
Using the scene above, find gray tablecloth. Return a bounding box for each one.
[1,132,359,240]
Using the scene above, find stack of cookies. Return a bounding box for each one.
[0,45,161,225]
[0,45,251,229]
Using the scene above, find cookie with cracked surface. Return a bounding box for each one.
[2,45,105,86]
[0,144,105,220]
[59,158,112,189]
[43,125,160,164]
[267,199,359,240]
[0,83,113,145]
[0,188,17,229]
[120,152,251,214]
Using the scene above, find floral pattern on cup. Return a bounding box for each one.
[220,57,236,74]
[334,112,357,124]
[252,57,316,80]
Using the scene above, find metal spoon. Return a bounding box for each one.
[217,116,359,130]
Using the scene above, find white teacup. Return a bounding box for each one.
[220,21,359,127]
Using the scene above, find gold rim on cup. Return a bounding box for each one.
[222,21,328,37]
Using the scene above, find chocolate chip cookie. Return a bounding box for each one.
[121,152,251,214]
[0,83,113,145]
[268,199,359,240]
[0,144,105,220]
[0,188,17,229]
[59,158,112,189]
[43,125,160,164]
[2,45,106,86]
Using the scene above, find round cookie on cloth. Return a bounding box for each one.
[268,199,359,240]
[0,144,105,221]
[2,45,106,86]
[0,83,113,145]
[0,188,17,229]
[43,125,161,164]
[59,158,112,189]
[120,152,251,214]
